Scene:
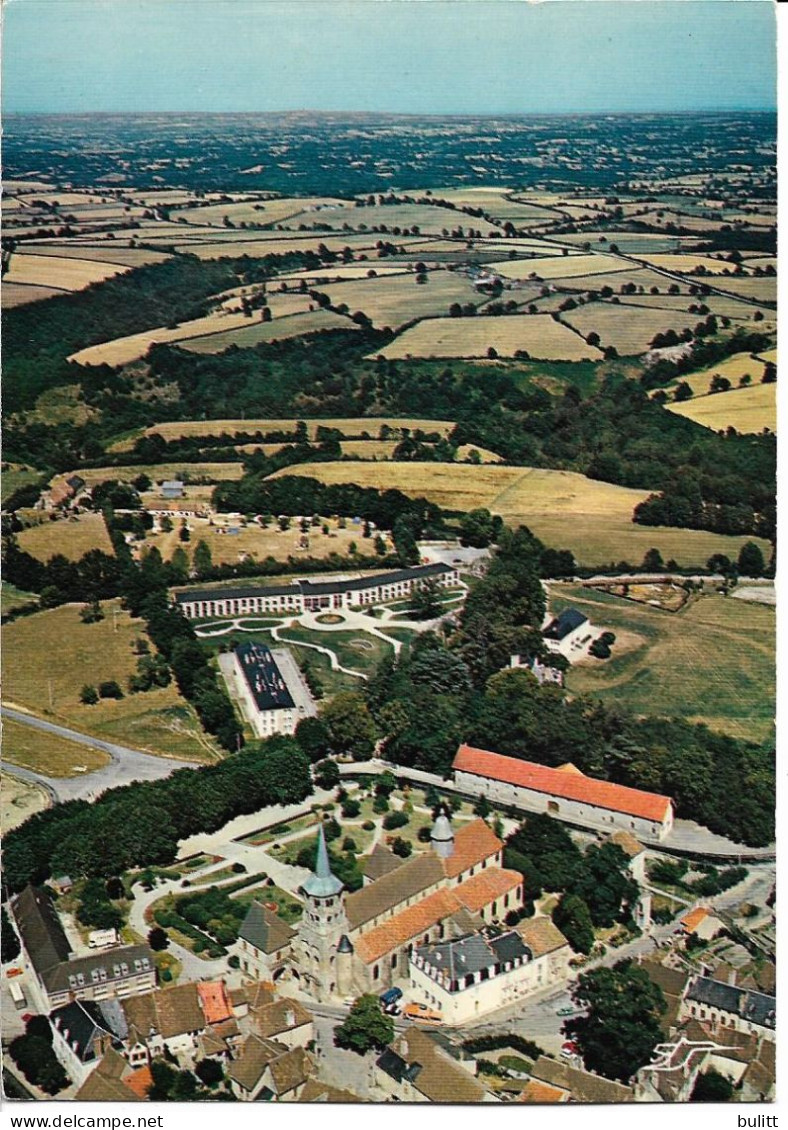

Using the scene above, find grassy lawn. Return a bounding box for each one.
[232,883,303,925]
[2,717,111,778]
[276,626,393,677]
[2,771,50,832]
[551,584,774,743]
[17,513,115,563]
[3,601,217,761]
[237,811,320,846]
[1,581,39,614]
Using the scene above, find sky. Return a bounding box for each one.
[2,0,778,115]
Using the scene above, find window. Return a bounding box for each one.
[391,953,397,969]
[373,965,380,981]
[548,801,559,814]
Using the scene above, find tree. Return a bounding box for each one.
[565,961,666,1082]
[295,716,331,763]
[709,374,731,394]
[334,994,394,1055]
[737,541,764,577]
[552,894,595,955]
[320,692,377,760]
[642,547,664,571]
[673,382,693,402]
[690,1068,734,1103]
[193,540,213,575]
[390,836,412,858]
[148,926,170,951]
[98,679,124,700]
[1,907,21,963]
[313,759,340,789]
[410,578,442,620]
[195,1058,224,1087]
[80,684,99,705]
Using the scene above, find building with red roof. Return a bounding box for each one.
[452,744,674,842]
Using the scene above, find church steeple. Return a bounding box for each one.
[301,823,344,899]
[431,806,455,860]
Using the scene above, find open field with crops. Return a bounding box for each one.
[2,601,216,761]
[2,282,68,307]
[5,253,130,290]
[69,308,269,366]
[2,773,51,832]
[634,253,741,275]
[551,584,775,743]
[271,460,770,568]
[2,717,111,778]
[557,232,694,254]
[180,308,354,352]
[321,270,484,328]
[489,253,628,280]
[664,352,775,397]
[561,304,699,356]
[177,196,347,227]
[377,313,603,360]
[286,201,503,237]
[707,276,776,304]
[19,244,172,267]
[59,463,245,489]
[666,382,776,433]
[17,513,115,563]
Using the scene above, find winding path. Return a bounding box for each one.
[1,706,200,803]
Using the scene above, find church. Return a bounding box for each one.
[291,811,525,1002]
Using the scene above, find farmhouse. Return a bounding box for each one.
[10,886,157,1011]
[173,562,459,619]
[229,642,299,737]
[542,607,591,660]
[452,744,674,842]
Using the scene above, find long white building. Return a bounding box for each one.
[453,744,674,843]
[173,563,459,620]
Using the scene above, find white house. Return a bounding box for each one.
[542,607,592,660]
[680,977,776,1042]
[452,744,674,843]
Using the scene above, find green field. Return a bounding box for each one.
[2,465,41,503]
[2,717,111,778]
[2,581,39,614]
[3,601,217,761]
[551,584,774,743]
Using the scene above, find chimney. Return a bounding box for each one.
[285,1009,296,1028]
[727,968,737,986]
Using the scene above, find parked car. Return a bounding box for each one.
[556,1005,575,1017]
[380,986,403,1007]
[403,1002,443,1026]
[561,1041,580,1059]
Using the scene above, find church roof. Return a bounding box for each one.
[300,824,344,898]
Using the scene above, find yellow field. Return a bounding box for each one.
[665,352,774,397]
[562,304,699,356]
[290,202,502,237]
[146,513,381,567]
[758,348,777,365]
[70,463,245,487]
[5,254,130,290]
[616,294,759,322]
[267,264,410,282]
[666,382,776,433]
[2,282,68,307]
[271,461,770,568]
[2,772,51,832]
[180,308,355,352]
[2,602,216,761]
[175,237,384,260]
[18,513,115,563]
[421,188,564,225]
[69,308,264,366]
[321,270,483,329]
[177,196,347,227]
[709,276,776,305]
[635,253,739,275]
[376,314,603,361]
[488,253,627,280]
[110,417,457,453]
[22,244,172,267]
[2,718,111,779]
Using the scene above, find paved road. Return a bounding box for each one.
[1,706,200,803]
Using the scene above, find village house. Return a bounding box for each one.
[173,562,460,619]
[607,830,647,884]
[452,744,674,842]
[678,905,726,943]
[248,997,314,1049]
[679,975,776,1041]
[122,982,206,1065]
[10,886,157,1012]
[509,653,564,686]
[49,998,128,1086]
[637,1019,775,1102]
[227,1036,313,1101]
[528,1054,637,1103]
[236,902,296,982]
[542,607,592,660]
[375,1027,498,1103]
[73,1048,149,1102]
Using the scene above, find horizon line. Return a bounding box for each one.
[3,106,777,118]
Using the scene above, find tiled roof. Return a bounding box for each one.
[363,843,405,883]
[197,981,233,1026]
[356,888,460,965]
[355,869,521,965]
[680,906,713,933]
[453,744,672,823]
[454,867,522,914]
[227,1035,287,1092]
[442,819,502,880]
[251,997,313,1040]
[123,983,204,1041]
[531,1056,636,1103]
[11,885,71,976]
[267,1045,312,1096]
[300,1077,361,1103]
[516,916,570,958]
[686,976,776,1030]
[385,1028,490,1103]
[74,1050,144,1103]
[518,1079,570,1103]
[124,1066,153,1099]
[238,902,295,954]
[50,999,126,1062]
[43,946,155,994]
[346,853,445,931]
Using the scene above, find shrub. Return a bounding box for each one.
[362,820,375,831]
[417,826,433,843]
[390,837,412,858]
[382,810,409,830]
[342,837,358,853]
[373,795,390,814]
[98,680,124,700]
[341,798,361,819]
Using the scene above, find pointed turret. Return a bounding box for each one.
[301,823,344,898]
[430,806,455,859]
